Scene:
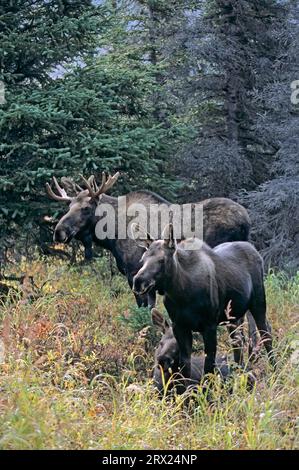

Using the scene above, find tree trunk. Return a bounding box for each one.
[226,75,238,142]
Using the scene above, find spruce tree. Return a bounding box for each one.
[241,1,299,272]
[176,0,288,199]
[0,0,179,258]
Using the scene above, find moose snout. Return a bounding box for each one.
[132,273,154,295]
[132,274,144,294]
[153,360,173,394]
[53,225,72,243]
[153,366,170,394]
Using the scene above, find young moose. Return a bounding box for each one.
[132,224,275,380]
[151,308,230,394]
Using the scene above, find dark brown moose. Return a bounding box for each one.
[46,172,251,310]
[151,308,230,394]
[132,224,275,384]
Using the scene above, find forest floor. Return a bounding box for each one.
[0,257,298,450]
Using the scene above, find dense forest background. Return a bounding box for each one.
[0,0,298,272]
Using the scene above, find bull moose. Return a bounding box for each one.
[46,171,251,310]
[151,308,231,394]
[132,224,275,383]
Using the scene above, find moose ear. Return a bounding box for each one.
[130,223,154,250]
[151,308,170,333]
[162,223,176,249]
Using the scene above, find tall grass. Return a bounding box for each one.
[0,258,298,449]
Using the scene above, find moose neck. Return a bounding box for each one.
[162,250,193,300]
[92,193,118,248]
[163,243,217,303]
[92,193,145,277]
[98,193,118,208]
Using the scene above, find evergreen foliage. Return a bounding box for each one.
[0,0,297,270]
[0,0,181,259]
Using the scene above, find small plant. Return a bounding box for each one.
[117,305,152,333]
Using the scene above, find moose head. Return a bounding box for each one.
[152,307,232,394]
[46,172,119,258]
[151,307,180,393]
[132,223,177,296]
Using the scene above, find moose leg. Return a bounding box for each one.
[132,289,154,308]
[134,290,156,308]
[227,319,245,367]
[202,325,217,374]
[172,325,192,382]
[247,311,259,362]
[128,275,148,307]
[84,245,93,260]
[147,288,156,309]
[254,317,275,367]
[250,290,275,368]
[133,292,144,307]
[82,234,93,260]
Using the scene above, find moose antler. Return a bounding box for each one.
[60,177,83,195]
[80,171,120,199]
[46,177,73,202]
